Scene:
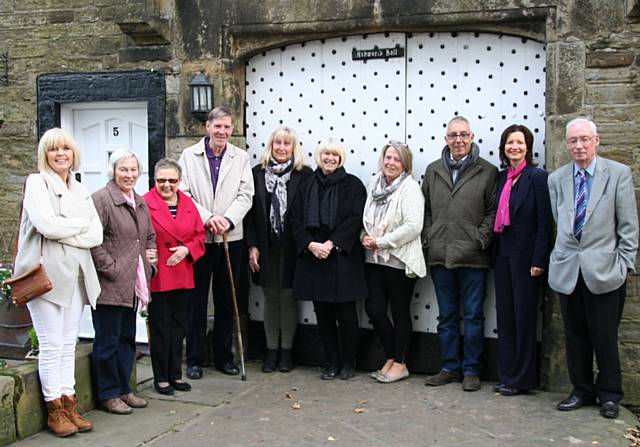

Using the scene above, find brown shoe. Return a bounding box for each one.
[120,392,148,408]
[62,394,93,432]
[462,375,481,391]
[46,398,78,437]
[100,397,132,415]
[424,370,463,386]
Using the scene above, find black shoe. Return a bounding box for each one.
[186,366,203,380]
[599,401,619,419]
[557,394,594,411]
[154,382,175,395]
[170,380,192,392]
[321,366,339,380]
[217,362,240,376]
[262,349,278,373]
[279,349,294,373]
[498,385,529,396]
[339,367,355,380]
[492,383,504,392]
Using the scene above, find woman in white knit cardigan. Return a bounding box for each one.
[361,141,426,383]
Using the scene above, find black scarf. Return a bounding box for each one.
[441,142,480,183]
[304,167,347,230]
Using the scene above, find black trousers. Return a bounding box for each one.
[186,241,242,368]
[149,289,188,382]
[364,264,417,363]
[558,272,626,403]
[313,301,359,369]
[494,256,540,390]
[91,304,136,400]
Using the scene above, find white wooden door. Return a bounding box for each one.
[245,32,546,339]
[61,102,150,344]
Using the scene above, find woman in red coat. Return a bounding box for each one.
[144,158,206,395]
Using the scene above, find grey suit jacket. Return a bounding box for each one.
[548,156,638,295]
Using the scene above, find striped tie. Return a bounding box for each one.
[574,169,587,241]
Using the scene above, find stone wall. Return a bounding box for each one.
[0,0,639,407]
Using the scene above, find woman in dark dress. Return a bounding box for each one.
[291,139,368,380]
[245,127,312,373]
[493,124,552,396]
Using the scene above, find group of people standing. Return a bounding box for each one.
[12,107,637,438]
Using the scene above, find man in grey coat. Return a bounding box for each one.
[179,106,254,379]
[422,116,498,391]
[549,117,638,419]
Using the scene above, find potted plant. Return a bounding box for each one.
[0,263,33,359]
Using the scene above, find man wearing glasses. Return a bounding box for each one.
[178,106,254,379]
[549,117,638,419]
[422,116,498,391]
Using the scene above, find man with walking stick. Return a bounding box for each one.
[179,106,254,380]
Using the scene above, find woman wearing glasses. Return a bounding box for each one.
[492,125,551,396]
[143,158,206,395]
[361,141,426,383]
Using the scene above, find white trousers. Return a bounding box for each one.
[27,278,86,401]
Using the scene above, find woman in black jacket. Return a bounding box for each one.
[291,139,368,380]
[245,127,312,372]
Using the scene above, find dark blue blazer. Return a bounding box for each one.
[493,165,552,269]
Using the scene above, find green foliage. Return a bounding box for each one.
[0,266,12,307]
[28,328,38,353]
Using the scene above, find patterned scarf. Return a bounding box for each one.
[264,157,293,241]
[363,172,409,262]
[493,160,527,233]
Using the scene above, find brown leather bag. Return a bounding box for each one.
[2,179,54,307]
[4,260,53,307]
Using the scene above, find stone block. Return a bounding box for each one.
[586,83,639,104]
[48,9,74,24]
[586,50,634,68]
[0,375,16,446]
[556,42,586,114]
[10,360,45,439]
[118,47,171,63]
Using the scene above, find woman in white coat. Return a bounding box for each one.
[14,128,102,437]
[361,141,426,383]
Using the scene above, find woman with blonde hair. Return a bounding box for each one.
[361,141,426,383]
[14,128,102,436]
[245,127,312,372]
[290,139,367,380]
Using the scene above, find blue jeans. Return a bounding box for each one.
[430,265,487,376]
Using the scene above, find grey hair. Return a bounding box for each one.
[448,116,471,128]
[154,158,182,178]
[207,106,234,124]
[108,148,141,180]
[566,117,597,137]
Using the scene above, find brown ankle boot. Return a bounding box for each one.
[62,394,93,432]
[46,398,78,437]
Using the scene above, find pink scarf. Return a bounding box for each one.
[493,160,527,233]
[122,191,150,308]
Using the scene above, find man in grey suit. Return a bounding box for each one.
[548,117,638,419]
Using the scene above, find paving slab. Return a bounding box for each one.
[10,359,638,447]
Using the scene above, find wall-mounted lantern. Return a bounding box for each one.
[189,71,212,122]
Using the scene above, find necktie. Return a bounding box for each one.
[574,169,587,241]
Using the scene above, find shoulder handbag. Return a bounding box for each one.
[2,178,53,307]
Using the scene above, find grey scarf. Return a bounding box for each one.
[264,157,293,241]
[368,172,409,226]
[441,142,480,183]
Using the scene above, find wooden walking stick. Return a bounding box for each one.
[222,232,247,381]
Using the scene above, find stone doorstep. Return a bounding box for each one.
[0,341,138,443]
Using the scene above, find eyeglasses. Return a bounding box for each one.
[388,140,408,148]
[567,136,594,147]
[156,178,180,184]
[446,132,472,141]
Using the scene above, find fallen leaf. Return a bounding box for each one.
[292,402,301,409]
[327,436,336,441]
[354,408,365,414]
[291,387,298,391]
[285,392,293,399]
[356,399,368,405]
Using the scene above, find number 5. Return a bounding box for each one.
[113,127,119,137]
